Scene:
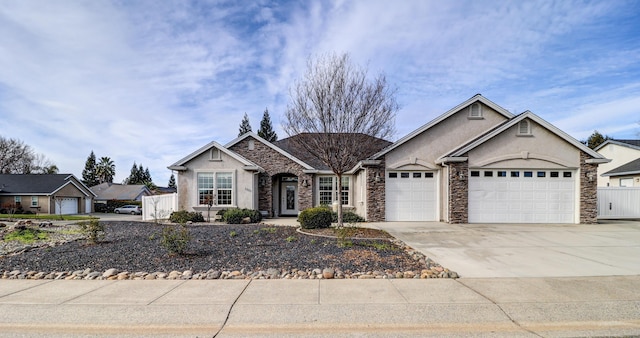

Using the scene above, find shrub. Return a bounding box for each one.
[169,210,204,223]
[332,210,365,223]
[78,219,105,244]
[222,208,262,224]
[161,224,191,255]
[298,206,333,229]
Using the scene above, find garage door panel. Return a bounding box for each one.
[386,171,437,221]
[469,169,575,224]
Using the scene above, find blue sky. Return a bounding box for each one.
[1,0,639,185]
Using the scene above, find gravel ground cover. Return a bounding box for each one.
[0,221,452,278]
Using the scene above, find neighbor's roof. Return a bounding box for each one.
[602,158,640,177]
[90,183,152,201]
[0,174,95,196]
[594,139,640,152]
[275,133,392,171]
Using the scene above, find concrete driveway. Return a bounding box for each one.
[372,220,640,278]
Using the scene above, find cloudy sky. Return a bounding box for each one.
[1,0,639,185]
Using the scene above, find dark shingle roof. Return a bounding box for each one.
[90,183,152,201]
[615,139,640,147]
[0,174,81,194]
[603,158,640,176]
[274,133,392,170]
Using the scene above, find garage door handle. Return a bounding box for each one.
[609,203,612,210]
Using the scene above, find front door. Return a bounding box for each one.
[280,181,298,216]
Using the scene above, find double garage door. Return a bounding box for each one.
[469,169,576,223]
[386,171,437,221]
[55,198,78,215]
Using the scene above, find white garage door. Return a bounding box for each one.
[55,198,78,215]
[469,169,575,223]
[386,171,437,221]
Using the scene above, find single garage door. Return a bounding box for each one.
[55,197,78,215]
[469,169,575,223]
[386,171,437,221]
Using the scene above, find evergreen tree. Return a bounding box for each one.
[258,108,278,142]
[238,112,252,136]
[82,151,98,187]
[584,130,610,149]
[144,167,152,183]
[168,173,176,189]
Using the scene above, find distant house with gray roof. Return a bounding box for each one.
[90,183,153,202]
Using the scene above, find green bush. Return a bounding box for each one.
[298,206,333,229]
[222,208,262,224]
[161,225,191,255]
[332,210,365,223]
[169,210,205,223]
[78,219,105,243]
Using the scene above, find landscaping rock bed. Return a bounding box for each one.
[0,221,458,280]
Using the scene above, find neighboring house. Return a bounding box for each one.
[0,174,96,215]
[169,94,609,224]
[595,139,640,187]
[90,183,153,202]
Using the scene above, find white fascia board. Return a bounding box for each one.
[170,140,257,168]
[436,157,468,165]
[50,181,93,197]
[594,139,640,152]
[602,170,640,177]
[448,111,608,160]
[372,94,513,159]
[586,158,611,164]
[225,132,315,170]
[65,174,97,197]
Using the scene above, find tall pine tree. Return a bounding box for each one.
[168,173,176,189]
[82,151,98,187]
[258,108,277,142]
[238,113,252,136]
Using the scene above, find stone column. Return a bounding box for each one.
[365,160,386,221]
[580,151,599,224]
[448,161,468,224]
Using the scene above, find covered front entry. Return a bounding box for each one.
[385,171,437,221]
[277,176,298,216]
[468,169,576,223]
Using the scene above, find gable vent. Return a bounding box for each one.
[469,103,482,118]
[518,120,531,135]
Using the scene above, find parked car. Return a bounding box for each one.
[114,205,141,215]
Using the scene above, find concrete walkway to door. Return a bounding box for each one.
[368,220,640,278]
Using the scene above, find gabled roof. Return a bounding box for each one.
[168,140,262,171]
[440,111,608,162]
[225,132,315,170]
[602,158,640,177]
[372,94,514,159]
[0,174,96,197]
[90,183,152,201]
[275,133,392,171]
[594,139,640,152]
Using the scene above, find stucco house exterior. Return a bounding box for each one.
[595,139,640,187]
[169,94,609,224]
[0,174,95,215]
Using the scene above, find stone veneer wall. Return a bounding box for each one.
[229,137,312,217]
[580,151,599,224]
[365,159,386,221]
[448,161,468,224]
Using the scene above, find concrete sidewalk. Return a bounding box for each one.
[0,277,638,337]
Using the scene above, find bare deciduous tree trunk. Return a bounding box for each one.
[283,53,398,227]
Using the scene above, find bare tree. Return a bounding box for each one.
[0,136,57,174]
[283,52,398,226]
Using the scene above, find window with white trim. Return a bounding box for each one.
[620,178,633,187]
[317,176,351,206]
[197,172,233,206]
[468,103,483,118]
[14,196,21,204]
[31,196,38,207]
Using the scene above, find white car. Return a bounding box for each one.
[114,205,141,215]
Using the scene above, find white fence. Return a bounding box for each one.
[598,187,640,219]
[142,193,178,221]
